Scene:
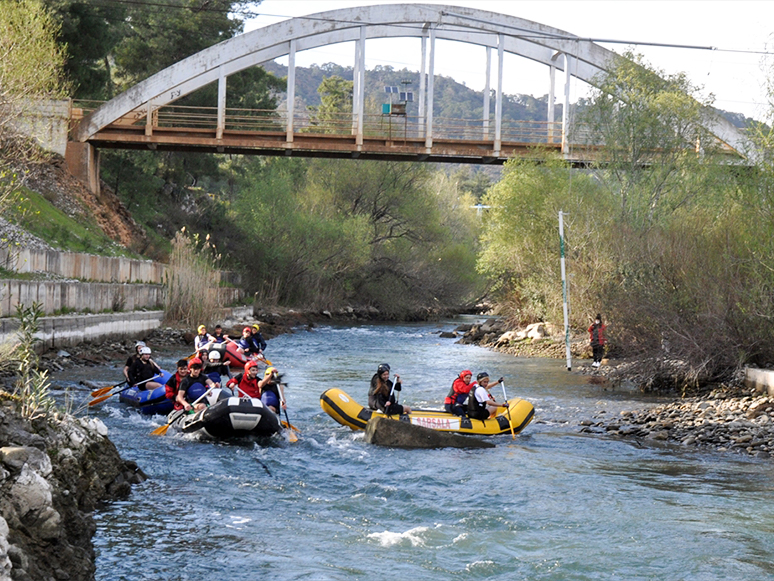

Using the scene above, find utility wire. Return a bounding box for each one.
[80,0,774,57]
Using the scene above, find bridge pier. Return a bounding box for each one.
[65,141,100,196]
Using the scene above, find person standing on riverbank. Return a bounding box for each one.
[588,314,607,368]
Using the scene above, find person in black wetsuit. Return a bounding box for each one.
[368,363,411,416]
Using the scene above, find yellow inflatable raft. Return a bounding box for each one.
[320,388,534,436]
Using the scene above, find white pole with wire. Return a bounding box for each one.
[559,210,572,371]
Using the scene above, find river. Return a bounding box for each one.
[57,318,774,581]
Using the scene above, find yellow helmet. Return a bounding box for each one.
[197,325,206,332]
[252,324,260,331]
[264,366,278,377]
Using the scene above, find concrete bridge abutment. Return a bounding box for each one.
[65,141,100,196]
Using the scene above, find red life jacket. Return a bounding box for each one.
[165,373,183,409]
[227,372,260,398]
[589,323,607,346]
[444,377,476,405]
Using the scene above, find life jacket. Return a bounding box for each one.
[165,373,181,401]
[262,380,280,402]
[589,323,607,346]
[444,377,475,406]
[228,372,260,398]
[467,386,492,419]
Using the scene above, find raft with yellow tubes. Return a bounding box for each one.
[320,388,534,436]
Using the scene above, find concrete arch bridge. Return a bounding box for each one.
[67,3,749,192]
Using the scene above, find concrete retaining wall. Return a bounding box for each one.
[0,280,163,317]
[0,310,164,349]
[12,99,70,158]
[0,247,166,283]
[745,367,774,397]
[0,280,243,317]
[0,247,242,286]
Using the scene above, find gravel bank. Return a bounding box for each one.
[583,386,774,459]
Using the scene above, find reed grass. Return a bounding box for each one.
[164,229,221,327]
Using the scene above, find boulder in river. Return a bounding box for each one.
[365,416,495,449]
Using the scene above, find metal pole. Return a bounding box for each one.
[286,40,296,143]
[483,46,491,140]
[559,210,572,371]
[425,27,435,149]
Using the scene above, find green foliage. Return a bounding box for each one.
[0,0,68,104]
[577,51,718,225]
[13,303,57,420]
[43,0,127,99]
[0,0,68,173]
[308,75,353,133]
[479,55,774,386]
[227,157,481,316]
[477,153,610,323]
[8,185,135,256]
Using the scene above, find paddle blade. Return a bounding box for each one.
[88,393,113,407]
[90,380,126,396]
[280,420,301,433]
[150,423,171,436]
[287,429,298,443]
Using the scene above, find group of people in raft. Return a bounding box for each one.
[368,364,508,420]
[122,323,285,415]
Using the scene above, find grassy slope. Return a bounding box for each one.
[11,186,138,258]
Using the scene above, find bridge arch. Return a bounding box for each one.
[73,3,747,160]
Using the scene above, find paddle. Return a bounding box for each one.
[150,387,212,436]
[277,381,298,443]
[383,378,397,417]
[90,380,127,397]
[88,375,160,407]
[501,381,516,440]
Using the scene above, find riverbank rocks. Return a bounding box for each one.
[0,399,146,581]
[583,388,774,458]
[365,416,495,449]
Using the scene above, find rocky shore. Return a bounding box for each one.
[0,398,146,581]
[582,386,774,459]
[453,317,774,461]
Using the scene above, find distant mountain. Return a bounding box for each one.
[262,61,758,131]
[262,61,557,124]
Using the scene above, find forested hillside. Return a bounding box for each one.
[262,61,552,123]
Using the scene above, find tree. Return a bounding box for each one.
[43,0,128,99]
[0,0,68,212]
[578,51,718,225]
[308,75,352,133]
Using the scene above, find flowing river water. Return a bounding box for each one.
[56,318,774,581]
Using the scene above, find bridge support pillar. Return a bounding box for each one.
[65,142,100,196]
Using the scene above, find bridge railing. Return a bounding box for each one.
[72,101,564,145]
[71,101,740,157]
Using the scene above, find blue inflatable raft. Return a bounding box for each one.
[119,370,174,415]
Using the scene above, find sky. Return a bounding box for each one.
[241,0,774,122]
